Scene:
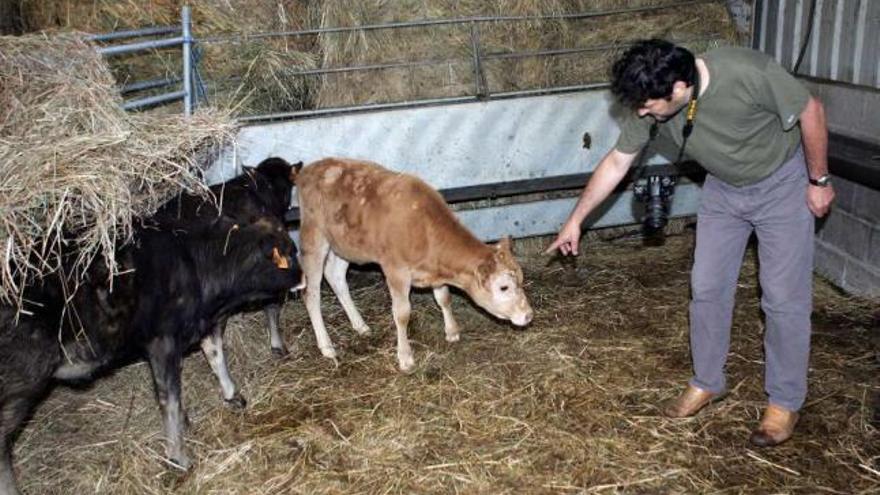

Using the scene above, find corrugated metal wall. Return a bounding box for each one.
[753,0,880,88]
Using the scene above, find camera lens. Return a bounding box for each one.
[644,195,668,231]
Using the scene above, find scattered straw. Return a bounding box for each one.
[13,230,879,494]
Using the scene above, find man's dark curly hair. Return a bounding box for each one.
[610,39,697,109]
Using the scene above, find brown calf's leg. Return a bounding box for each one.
[324,251,370,335]
[384,267,414,373]
[433,285,460,342]
[299,224,337,360]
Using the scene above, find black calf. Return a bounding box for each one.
[0,215,302,494]
[156,157,301,362]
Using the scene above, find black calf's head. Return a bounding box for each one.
[241,157,304,217]
[231,216,302,291]
[254,217,300,273]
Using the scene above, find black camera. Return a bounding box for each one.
[633,174,676,233]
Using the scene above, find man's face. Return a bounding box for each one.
[637,96,687,121]
[636,81,690,121]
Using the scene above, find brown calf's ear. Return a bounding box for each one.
[289,161,304,184]
[475,257,496,283]
[496,235,513,253]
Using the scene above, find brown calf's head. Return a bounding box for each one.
[470,236,533,327]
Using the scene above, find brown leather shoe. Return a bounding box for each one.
[749,404,798,447]
[663,385,718,418]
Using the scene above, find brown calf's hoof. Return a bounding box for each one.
[749,404,798,447]
[663,384,720,418]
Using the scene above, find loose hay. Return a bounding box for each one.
[0,32,236,305]
[14,229,879,494]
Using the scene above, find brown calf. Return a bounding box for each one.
[295,158,533,372]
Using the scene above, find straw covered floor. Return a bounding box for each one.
[13,229,879,494]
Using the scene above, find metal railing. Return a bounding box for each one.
[90,0,720,120]
[197,0,719,122]
[88,6,198,115]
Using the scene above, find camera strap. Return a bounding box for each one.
[635,68,701,178]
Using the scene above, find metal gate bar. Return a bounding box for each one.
[89,6,195,115]
[201,0,716,44]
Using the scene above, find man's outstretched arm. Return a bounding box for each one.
[545,148,638,256]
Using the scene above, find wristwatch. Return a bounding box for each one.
[809,174,831,187]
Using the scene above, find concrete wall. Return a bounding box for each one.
[803,80,880,297]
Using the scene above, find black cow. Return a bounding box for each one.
[154,157,301,408]
[0,214,302,495]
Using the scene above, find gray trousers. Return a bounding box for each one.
[689,147,814,412]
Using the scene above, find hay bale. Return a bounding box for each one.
[0,32,235,305]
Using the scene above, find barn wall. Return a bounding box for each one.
[754,0,880,89]
[803,80,880,297]
[209,90,701,241]
[753,0,880,297]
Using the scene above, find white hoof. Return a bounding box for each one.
[320,346,337,359]
[398,354,416,373]
[353,323,371,336]
[445,332,460,343]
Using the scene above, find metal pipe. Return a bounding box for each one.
[470,22,487,97]
[237,95,479,123]
[283,162,703,223]
[182,5,193,116]
[236,82,609,123]
[200,0,716,44]
[484,37,719,61]
[281,57,454,77]
[96,36,184,56]
[122,90,186,110]
[88,26,180,42]
[480,82,609,99]
[234,36,717,79]
[828,133,880,191]
[121,77,181,94]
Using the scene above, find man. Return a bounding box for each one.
[545,39,835,446]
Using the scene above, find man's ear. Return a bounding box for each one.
[672,80,689,98]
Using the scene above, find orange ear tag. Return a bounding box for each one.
[272,247,290,269]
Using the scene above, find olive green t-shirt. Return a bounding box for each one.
[614,47,810,186]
